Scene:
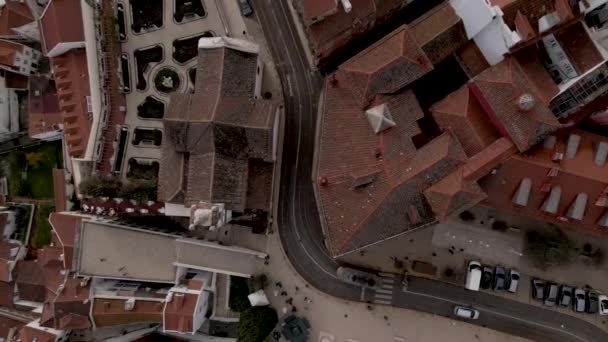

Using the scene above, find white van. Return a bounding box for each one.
[465,261,482,291]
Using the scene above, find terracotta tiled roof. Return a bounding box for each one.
[457,41,490,78]
[51,49,92,158]
[339,25,432,105]
[424,169,487,220]
[159,44,274,212]
[18,325,57,342]
[0,315,24,340]
[41,277,91,330]
[92,298,163,327]
[469,57,561,152]
[49,212,82,270]
[303,0,338,21]
[28,75,62,137]
[52,169,67,212]
[15,260,46,302]
[163,292,198,333]
[318,82,468,255]
[0,39,23,70]
[431,85,500,156]
[479,131,608,236]
[0,1,33,37]
[39,0,84,55]
[0,281,14,307]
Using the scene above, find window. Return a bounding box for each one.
[25,50,29,56]
[14,57,19,62]
[86,96,93,113]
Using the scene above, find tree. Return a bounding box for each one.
[229,276,251,313]
[119,179,157,202]
[525,228,576,269]
[25,151,44,168]
[238,306,278,342]
[79,175,122,198]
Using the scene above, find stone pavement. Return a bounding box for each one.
[259,228,530,342]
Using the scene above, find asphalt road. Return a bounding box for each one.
[251,1,608,340]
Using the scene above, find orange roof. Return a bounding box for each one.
[0,1,33,37]
[28,75,62,137]
[424,169,487,220]
[339,25,432,104]
[163,292,198,333]
[52,169,67,212]
[469,57,561,152]
[479,133,608,236]
[51,49,91,158]
[39,0,84,55]
[303,0,338,20]
[18,325,57,342]
[93,298,163,327]
[431,86,500,156]
[0,316,24,340]
[0,39,23,69]
[49,212,82,270]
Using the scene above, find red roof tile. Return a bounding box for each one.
[0,281,14,307]
[51,49,92,158]
[52,169,67,212]
[431,86,500,156]
[93,298,163,327]
[18,325,57,342]
[163,292,198,333]
[0,1,33,37]
[479,132,608,237]
[0,316,24,340]
[28,76,62,138]
[470,57,562,152]
[303,0,338,21]
[39,0,84,55]
[424,169,487,220]
[339,25,432,104]
[49,213,82,270]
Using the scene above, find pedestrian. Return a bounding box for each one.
[281,291,287,296]
[448,249,454,255]
[295,286,300,294]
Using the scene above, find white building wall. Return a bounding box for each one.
[192,291,210,333]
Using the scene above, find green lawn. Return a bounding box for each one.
[34,204,54,248]
[8,141,63,199]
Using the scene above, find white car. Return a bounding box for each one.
[599,295,608,315]
[454,306,479,319]
[465,261,482,291]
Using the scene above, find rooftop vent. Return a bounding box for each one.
[595,141,608,166]
[566,193,588,220]
[124,298,135,311]
[365,103,395,134]
[517,93,535,112]
[350,174,376,189]
[541,185,562,214]
[512,178,532,206]
[565,134,581,159]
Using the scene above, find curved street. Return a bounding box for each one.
[252,1,608,341]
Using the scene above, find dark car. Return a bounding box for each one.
[492,266,506,291]
[587,291,599,313]
[558,285,573,307]
[480,266,493,290]
[532,279,544,300]
[573,288,586,312]
[238,0,253,16]
[544,283,558,306]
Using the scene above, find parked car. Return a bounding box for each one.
[238,0,253,16]
[543,283,558,306]
[507,269,520,293]
[336,267,379,289]
[587,291,599,314]
[573,288,586,312]
[558,285,573,307]
[492,266,506,291]
[532,279,544,300]
[599,294,608,315]
[480,266,493,290]
[465,261,482,291]
[454,306,480,320]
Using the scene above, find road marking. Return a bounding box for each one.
[374,299,392,305]
[379,272,395,277]
[286,74,293,97]
[375,294,392,300]
[360,287,365,301]
[376,288,392,294]
[406,290,588,342]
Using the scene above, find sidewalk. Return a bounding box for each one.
[260,229,530,342]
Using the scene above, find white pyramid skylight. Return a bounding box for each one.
[365,103,396,134]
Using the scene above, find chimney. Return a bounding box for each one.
[174,293,185,308]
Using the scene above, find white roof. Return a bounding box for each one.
[365,103,395,134]
[198,37,259,54]
[566,193,588,220]
[541,186,562,214]
[565,134,581,159]
[512,178,532,207]
[248,289,269,306]
[595,141,608,166]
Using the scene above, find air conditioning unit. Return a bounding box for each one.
[124,298,135,311]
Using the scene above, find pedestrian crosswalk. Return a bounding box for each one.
[374,272,396,305]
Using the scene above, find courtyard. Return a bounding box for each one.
[118,0,251,178]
